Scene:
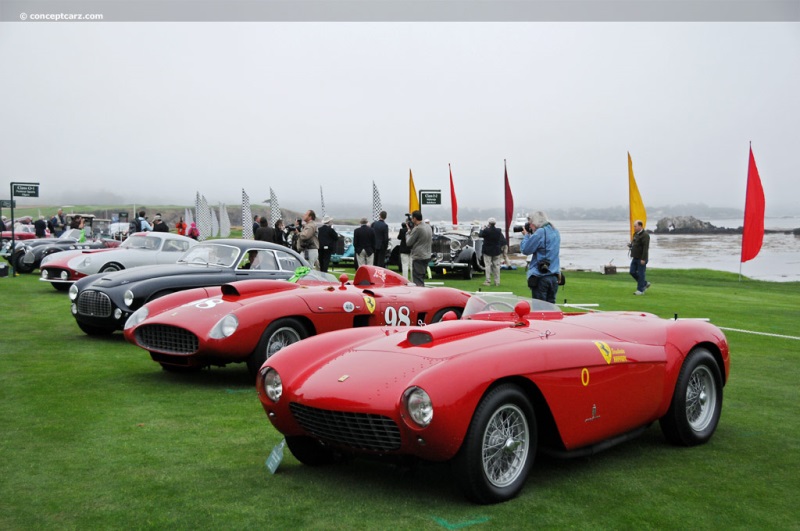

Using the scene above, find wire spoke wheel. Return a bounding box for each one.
[686,365,716,431]
[266,326,302,357]
[481,404,529,488]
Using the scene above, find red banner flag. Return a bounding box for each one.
[449,163,458,226]
[504,160,514,241]
[741,145,765,263]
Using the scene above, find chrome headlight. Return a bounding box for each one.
[42,269,50,280]
[263,368,282,402]
[124,306,149,330]
[209,314,239,339]
[60,271,69,280]
[68,283,78,300]
[344,237,352,247]
[404,386,433,427]
[449,239,461,251]
[123,290,135,308]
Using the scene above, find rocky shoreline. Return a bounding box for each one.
[654,216,799,236]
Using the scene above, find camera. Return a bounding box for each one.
[513,222,532,233]
[537,258,551,274]
[285,224,298,233]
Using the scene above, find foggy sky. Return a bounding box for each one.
[1,21,798,216]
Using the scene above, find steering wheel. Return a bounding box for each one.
[479,301,516,312]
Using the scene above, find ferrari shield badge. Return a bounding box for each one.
[595,341,613,364]
[594,341,628,364]
[362,295,376,314]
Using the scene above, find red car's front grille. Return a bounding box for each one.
[135,325,198,355]
[289,403,401,452]
[76,290,112,317]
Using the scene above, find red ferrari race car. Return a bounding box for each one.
[123,266,471,375]
[256,293,730,504]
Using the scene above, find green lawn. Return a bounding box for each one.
[1,267,798,529]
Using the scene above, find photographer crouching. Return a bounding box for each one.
[520,211,561,303]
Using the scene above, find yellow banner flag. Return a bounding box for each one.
[628,152,647,240]
[409,169,420,213]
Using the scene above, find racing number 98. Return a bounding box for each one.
[384,305,411,326]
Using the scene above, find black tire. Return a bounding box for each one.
[659,347,723,446]
[463,263,473,280]
[99,263,123,273]
[246,318,308,377]
[473,253,485,273]
[77,321,115,336]
[52,282,71,292]
[431,307,463,323]
[13,253,34,274]
[285,436,336,466]
[453,384,536,504]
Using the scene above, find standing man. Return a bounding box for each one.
[371,210,389,268]
[405,210,432,287]
[317,216,338,272]
[254,217,275,243]
[297,210,319,269]
[397,217,411,280]
[136,210,153,232]
[629,219,651,295]
[50,209,66,237]
[353,217,375,268]
[34,216,48,238]
[152,214,169,232]
[521,211,561,304]
[479,217,506,286]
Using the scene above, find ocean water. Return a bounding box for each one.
[511,217,800,283]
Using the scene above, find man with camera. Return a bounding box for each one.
[520,211,561,303]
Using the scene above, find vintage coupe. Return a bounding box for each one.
[123,266,471,375]
[256,293,730,504]
[67,240,309,335]
[40,231,196,291]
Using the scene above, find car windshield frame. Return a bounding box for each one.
[462,293,560,318]
[178,243,241,268]
[121,234,164,251]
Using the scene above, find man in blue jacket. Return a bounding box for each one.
[520,211,561,304]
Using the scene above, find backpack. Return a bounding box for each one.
[129,217,142,234]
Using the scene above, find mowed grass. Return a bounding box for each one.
[1,267,799,529]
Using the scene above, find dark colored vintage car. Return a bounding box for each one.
[2,216,120,274]
[256,293,730,504]
[428,228,485,279]
[67,239,309,336]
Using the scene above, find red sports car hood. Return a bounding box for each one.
[287,321,514,407]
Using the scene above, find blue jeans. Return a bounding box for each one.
[630,259,648,292]
[528,274,558,304]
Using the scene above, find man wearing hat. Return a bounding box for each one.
[479,217,506,286]
[317,215,338,273]
[152,213,169,232]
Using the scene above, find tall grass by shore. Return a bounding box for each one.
[1,267,798,529]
